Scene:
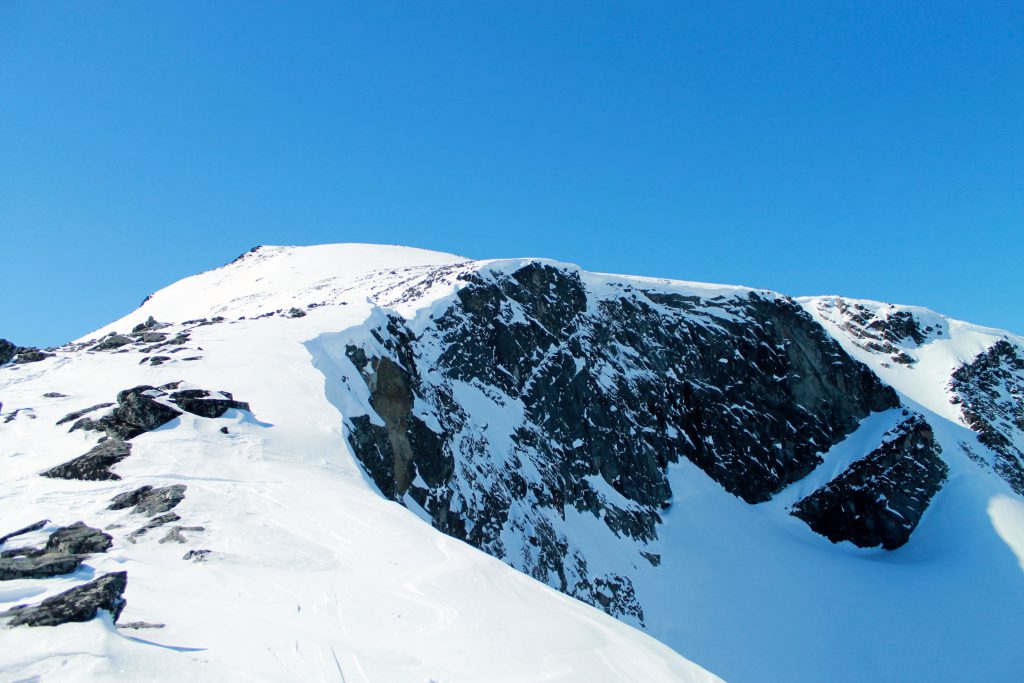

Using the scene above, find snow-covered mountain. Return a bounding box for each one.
[2,243,1022,682]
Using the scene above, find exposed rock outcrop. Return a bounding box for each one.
[791,415,947,549]
[169,389,250,418]
[13,349,55,364]
[344,261,901,619]
[89,334,133,352]
[72,386,182,440]
[0,553,83,580]
[45,522,113,555]
[41,440,132,481]
[950,340,1024,495]
[0,339,17,365]
[811,298,946,366]
[1,572,127,627]
[109,485,186,515]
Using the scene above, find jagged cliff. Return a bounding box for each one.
[339,260,959,621]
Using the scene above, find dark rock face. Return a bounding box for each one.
[0,553,83,580]
[90,334,133,352]
[109,386,183,439]
[0,339,17,365]
[950,340,1024,495]
[2,572,127,627]
[343,262,900,619]
[13,349,55,364]
[63,385,248,445]
[108,486,153,510]
[41,440,132,481]
[791,415,947,549]
[109,485,186,515]
[0,339,54,365]
[45,522,113,555]
[812,298,946,366]
[73,386,182,440]
[169,389,250,418]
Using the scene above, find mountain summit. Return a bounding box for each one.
[2,244,1022,682]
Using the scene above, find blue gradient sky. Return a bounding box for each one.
[2,2,1022,347]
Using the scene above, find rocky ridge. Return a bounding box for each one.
[340,261,947,619]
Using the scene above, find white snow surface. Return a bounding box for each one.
[3,245,719,683]
[4,243,1024,682]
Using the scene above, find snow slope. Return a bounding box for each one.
[3,243,1023,683]
[0,245,720,683]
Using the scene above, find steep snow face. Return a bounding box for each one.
[0,246,719,683]
[3,244,1024,683]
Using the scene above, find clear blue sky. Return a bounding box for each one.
[2,1,1021,347]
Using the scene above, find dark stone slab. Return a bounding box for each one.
[109,484,186,515]
[41,440,132,481]
[90,335,132,352]
[169,390,250,418]
[2,572,127,626]
[45,522,113,554]
[0,553,83,580]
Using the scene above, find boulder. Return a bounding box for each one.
[0,553,83,580]
[45,522,112,554]
[75,386,182,440]
[41,440,132,481]
[131,316,169,333]
[90,335,132,352]
[108,484,186,515]
[2,571,127,627]
[169,389,250,418]
[13,349,54,364]
[0,339,16,365]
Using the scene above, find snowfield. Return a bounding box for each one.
[2,243,1023,682]
[0,245,720,682]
